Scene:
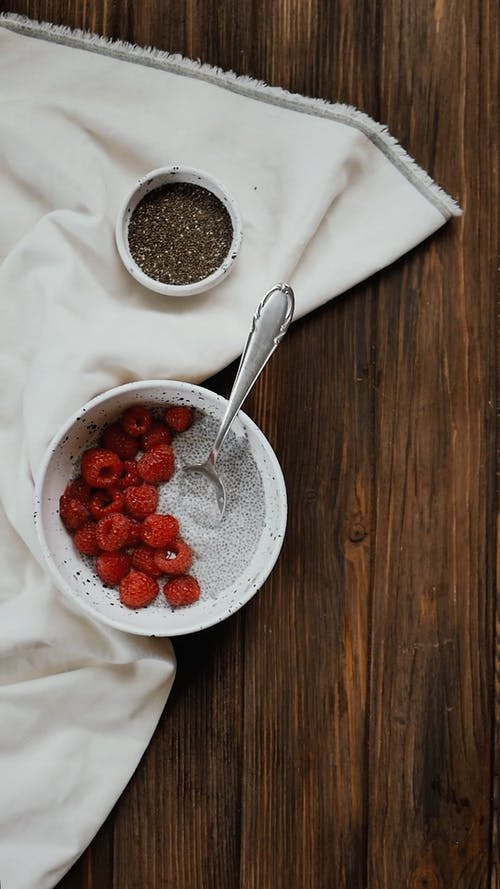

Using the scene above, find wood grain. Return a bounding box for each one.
[0,1,496,887]
[367,2,496,885]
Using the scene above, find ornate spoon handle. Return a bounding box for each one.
[210,283,295,464]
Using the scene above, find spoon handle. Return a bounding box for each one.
[210,283,295,463]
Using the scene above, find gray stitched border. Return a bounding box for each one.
[0,13,462,220]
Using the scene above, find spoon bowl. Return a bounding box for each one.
[184,458,226,516]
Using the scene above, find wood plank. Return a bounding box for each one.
[367,0,496,885]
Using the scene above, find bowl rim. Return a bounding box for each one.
[34,380,287,636]
[115,165,243,298]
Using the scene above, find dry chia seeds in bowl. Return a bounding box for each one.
[128,182,234,286]
[116,166,242,297]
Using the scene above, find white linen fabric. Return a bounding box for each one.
[0,14,460,889]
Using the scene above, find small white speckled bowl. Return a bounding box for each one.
[115,166,243,297]
[34,380,287,636]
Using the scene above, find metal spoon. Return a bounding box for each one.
[184,283,295,518]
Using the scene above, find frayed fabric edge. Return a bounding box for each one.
[0,12,462,220]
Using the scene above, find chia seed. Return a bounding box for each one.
[127,182,234,285]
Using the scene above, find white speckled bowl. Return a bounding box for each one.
[34,381,287,636]
[115,166,243,297]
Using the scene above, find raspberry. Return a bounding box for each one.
[64,477,91,505]
[119,570,159,609]
[124,517,143,547]
[89,488,125,520]
[73,522,101,556]
[154,538,192,575]
[96,552,131,586]
[59,493,89,531]
[121,405,153,438]
[142,513,179,548]
[102,423,139,460]
[116,460,141,489]
[95,513,132,552]
[137,444,175,484]
[131,545,163,578]
[164,405,194,433]
[81,448,123,488]
[164,575,200,607]
[141,421,172,451]
[124,484,158,519]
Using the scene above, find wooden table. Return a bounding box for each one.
[2,1,496,886]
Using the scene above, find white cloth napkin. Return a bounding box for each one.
[0,13,460,889]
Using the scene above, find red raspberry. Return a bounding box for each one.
[64,477,91,505]
[119,570,159,609]
[59,493,89,531]
[95,513,132,552]
[154,538,192,575]
[124,517,143,547]
[164,575,200,607]
[102,423,139,460]
[124,484,158,519]
[141,421,172,451]
[131,545,163,578]
[116,460,141,489]
[73,522,101,556]
[121,405,153,438]
[142,513,179,548]
[81,448,123,488]
[89,488,125,520]
[137,444,175,484]
[164,405,194,433]
[96,552,131,586]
